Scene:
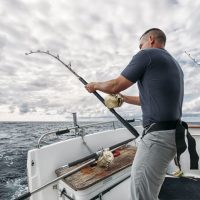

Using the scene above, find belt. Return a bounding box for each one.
[143,121,177,137]
[145,121,177,134]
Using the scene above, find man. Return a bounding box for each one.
[85,28,184,200]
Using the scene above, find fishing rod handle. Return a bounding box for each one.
[68,153,98,168]
[79,77,87,85]
[14,192,31,200]
[109,138,134,150]
[56,129,70,136]
[109,109,139,137]
[79,77,106,103]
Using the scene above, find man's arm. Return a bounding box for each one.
[85,75,133,94]
[121,95,141,106]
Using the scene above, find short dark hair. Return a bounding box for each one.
[140,28,166,45]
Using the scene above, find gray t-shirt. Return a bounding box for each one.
[121,48,184,127]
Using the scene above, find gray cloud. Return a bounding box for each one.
[0,0,200,121]
[19,103,30,114]
[9,105,16,113]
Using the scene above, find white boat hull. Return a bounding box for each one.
[27,125,200,200]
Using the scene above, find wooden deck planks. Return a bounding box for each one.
[55,146,136,190]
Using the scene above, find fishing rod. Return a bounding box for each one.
[185,51,200,67]
[25,50,139,138]
[14,138,134,200]
[14,159,96,200]
[61,138,134,168]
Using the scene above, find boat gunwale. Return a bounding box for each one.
[188,124,200,128]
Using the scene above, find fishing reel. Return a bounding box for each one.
[97,149,114,168]
[104,94,124,109]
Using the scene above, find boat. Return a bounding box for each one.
[15,114,200,200]
[16,51,199,200]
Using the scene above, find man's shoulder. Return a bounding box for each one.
[135,48,166,58]
[142,48,174,61]
[134,49,150,59]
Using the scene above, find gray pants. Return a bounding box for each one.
[130,130,176,200]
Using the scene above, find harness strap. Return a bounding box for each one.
[143,120,199,170]
[175,121,187,169]
[181,121,199,169]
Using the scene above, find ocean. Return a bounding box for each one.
[0,121,125,200]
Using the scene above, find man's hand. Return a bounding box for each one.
[85,82,97,93]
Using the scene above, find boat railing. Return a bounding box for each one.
[37,118,139,148]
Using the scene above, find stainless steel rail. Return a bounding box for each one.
[37,120,132,148]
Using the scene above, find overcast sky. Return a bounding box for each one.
[0,0,200,121]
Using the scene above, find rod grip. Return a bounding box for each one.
[126,119,135,123]
[79,77,106,104]
[68,153,98,167]
[56,129,70,136]
[109,109,139,137]
[79,77,88,85]
[109,138,134,150]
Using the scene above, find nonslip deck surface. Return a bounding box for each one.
[159,177,200,200]
[55,146,136,190]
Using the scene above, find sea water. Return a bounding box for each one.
[0,121,124,200]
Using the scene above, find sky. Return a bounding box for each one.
[0,0,200,121]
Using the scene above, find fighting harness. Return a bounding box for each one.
[143,120,199,170]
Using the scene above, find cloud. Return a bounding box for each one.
[19,103,30,114]
[0,0,200,121]
[183,96,200,114]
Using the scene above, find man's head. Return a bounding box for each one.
[139,28,166,50]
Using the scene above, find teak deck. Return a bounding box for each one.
[55,146,137,190]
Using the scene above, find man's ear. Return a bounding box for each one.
[149,35,155,45]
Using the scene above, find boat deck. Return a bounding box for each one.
[55,144,200,200]
[55,146,136,190]
[159,176,200,200]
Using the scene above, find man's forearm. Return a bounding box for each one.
[85,75,133,94]
[93,79,119,94]
[122,95,141,106]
